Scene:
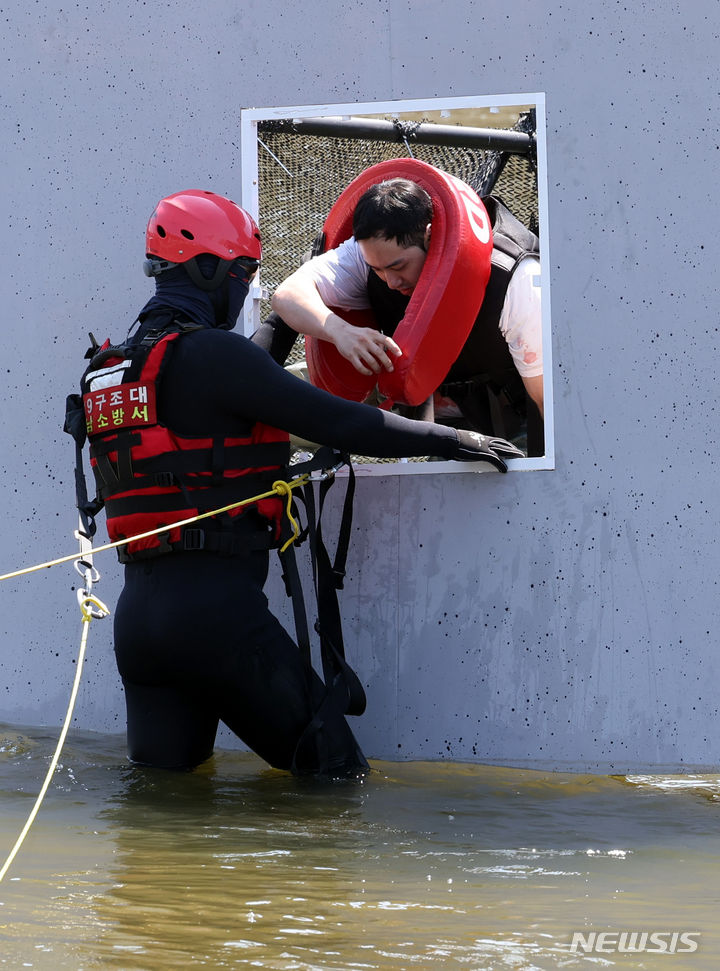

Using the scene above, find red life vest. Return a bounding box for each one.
[304,158,494,407]
[81,325,290,561]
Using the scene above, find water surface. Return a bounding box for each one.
[0,725,717,969]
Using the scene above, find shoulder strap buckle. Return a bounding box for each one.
[182,528,205,551]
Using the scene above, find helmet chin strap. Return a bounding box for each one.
[183,256,235,291]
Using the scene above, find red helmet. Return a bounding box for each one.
[146,189,261,263]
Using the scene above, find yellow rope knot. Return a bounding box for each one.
[273,477,307,553]
[79,594,111,622]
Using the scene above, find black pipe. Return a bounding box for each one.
[259,115,535,155]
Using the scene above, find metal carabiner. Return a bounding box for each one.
[74,557,101,599]
[78,593,110,621]
[74,557,100,584]
[310,459,346,483]
[74,519,101,600]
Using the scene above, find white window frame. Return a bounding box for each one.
[240,93,554,474]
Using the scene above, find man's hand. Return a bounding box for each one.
[453,430,525,471]
[326,316,402,375]
[272,272,401,374]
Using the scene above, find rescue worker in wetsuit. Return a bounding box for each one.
[260,176,544,456]
[77,189,523,779]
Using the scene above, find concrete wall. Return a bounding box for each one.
[2,0,718,771]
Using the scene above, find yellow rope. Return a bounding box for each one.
[0,475,313,878]
[0,594,110,884]
[0,475,310,585]
[274,480,303,553]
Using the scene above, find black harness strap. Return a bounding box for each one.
[304,462,365,715]
[94,448,135,491]
[64,393,103,539]
[275,449,367,774]
[117,518,278,563]
[278,537,312,666]
[277,447,339,668]
[211,436,224,487]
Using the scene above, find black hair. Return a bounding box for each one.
[352,178,433,249]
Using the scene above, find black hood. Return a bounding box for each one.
[137,253,251,334]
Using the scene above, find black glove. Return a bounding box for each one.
[453,429,525,471]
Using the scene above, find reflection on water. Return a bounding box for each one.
[0,724,718,969]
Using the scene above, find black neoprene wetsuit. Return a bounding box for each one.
[113,324,463,776]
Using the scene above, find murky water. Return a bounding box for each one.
[0,725,718,970]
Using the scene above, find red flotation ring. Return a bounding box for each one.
[304,159,493,406]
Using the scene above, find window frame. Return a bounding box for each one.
[240,92,554,474]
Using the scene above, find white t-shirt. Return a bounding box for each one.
[293,236,543,378]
